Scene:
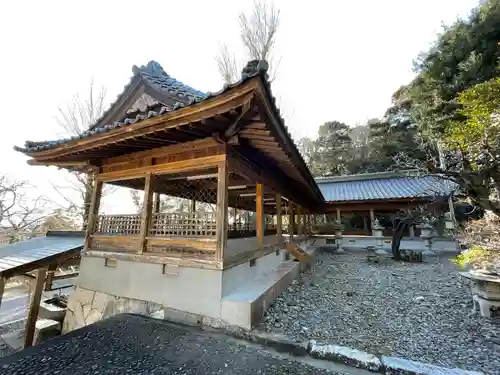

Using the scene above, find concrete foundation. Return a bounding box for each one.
[63,238,315,332]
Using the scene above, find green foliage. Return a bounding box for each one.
[445,77,500,157]
[450,245,490,269]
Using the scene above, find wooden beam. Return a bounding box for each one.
[139,174,155,254]
[154,193,161,213]
[84,179,103,251]
[216,161,229,261]
[24,267,48,348]
[224,100,253,138]
[97,154,225,182]
[256,184,264,248]
[276,195,283,247]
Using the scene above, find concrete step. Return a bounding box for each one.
[221,246,316,330]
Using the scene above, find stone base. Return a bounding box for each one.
[472,294,500,318]
[34,319,61,345]
[62,287,162,333]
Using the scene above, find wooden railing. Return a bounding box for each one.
[94,212,217,237]
[95,214,142,235]
[149,212,216,237]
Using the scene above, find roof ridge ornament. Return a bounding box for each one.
[241,60,269,80]
[132,60,168,77]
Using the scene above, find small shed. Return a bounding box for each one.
[0,230,84,348]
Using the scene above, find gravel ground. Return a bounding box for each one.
[258,251,500,375]
[0,314,360,375]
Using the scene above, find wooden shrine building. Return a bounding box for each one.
[15,61,455,330]
[316,171,455,236]
[15,60,324,330]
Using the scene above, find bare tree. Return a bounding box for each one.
[0,175,49,242]
[54,81,114,228]
[215,0,281,83]
[215,44,239,85]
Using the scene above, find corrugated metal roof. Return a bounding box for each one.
[0,232,84,277]
[316,172,456,202]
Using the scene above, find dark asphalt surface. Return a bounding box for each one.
[0,314,353,375]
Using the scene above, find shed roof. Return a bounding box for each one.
[0,231,84,278]
[316,171,456,203]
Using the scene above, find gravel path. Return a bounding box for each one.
[258,251,500,375]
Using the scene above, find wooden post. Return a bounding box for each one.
[216,162,229,261]
[256,184,264,248]
[336,208,341,222]
[190,199,196,213]
[276,195,283,246]
[84,178,103,251]
[370,208,375,223]
[289,202,295,243]
[154,193,161,213]
[297,206,302,237]
[24,267,48,348]
[139,174,155,254]
[0,277,6,311]
[407,208,415,237]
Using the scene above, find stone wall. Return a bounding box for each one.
[63,286,162,333]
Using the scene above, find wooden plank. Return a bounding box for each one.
[256,184,264,248]
[139,174,155,254]
[216,161,229,261]
[276,195,283,247]
[96,154,226,182]
[84,179,103,251]
[31,82,258,161]
[83,250,222,270]
[24,267,48,348]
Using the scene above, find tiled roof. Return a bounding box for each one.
[14,60,270,154]
[316,171,456,202]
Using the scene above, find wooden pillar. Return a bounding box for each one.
[370,208,375,223]
[190,199,196,213]
[289,202,295,243]
[24,267,48,348]
[139,174,155,254]
[407,208,415,237]
[154,193,161,213]
[84,178,103,251]
[0,277,5,311]
[336,208,341,222]
[216,162,229,261]
[297,206,302,236]
[256,184,264,248]
[276,195,283,246]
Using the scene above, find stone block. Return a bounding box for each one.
[163,306,203,326]
[91,290,111,313]
[381,356,484,375]
[85,309,102,325]
[34,319,61,345]
[39,300,66,322]
[309,341,381,372]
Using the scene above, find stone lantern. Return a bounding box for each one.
[444,212,454,230]
[332,220,344,253]
[372,219,387,255]
[418,218,435,256]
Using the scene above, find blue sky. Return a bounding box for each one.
[0,0,480,211]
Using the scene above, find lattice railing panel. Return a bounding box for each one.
[149,212,217,237]
[95,214,142,235]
